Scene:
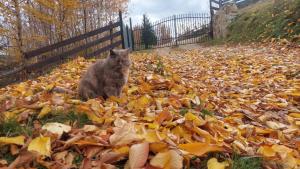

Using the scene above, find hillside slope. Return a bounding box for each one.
[227,0,300,43]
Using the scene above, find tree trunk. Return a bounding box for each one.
[12,0,24,62]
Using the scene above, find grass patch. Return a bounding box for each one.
[227,0,300,43]
[201,109,214,117]
[0,111,92,137]
[190,153,263,169]
[0,119,33,137]
[73,153,84,167]
[39,111,92,128]
[179,108,189,116]
[232,154,262,169]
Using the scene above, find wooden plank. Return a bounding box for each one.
[0,66,24,78]
[86,40,122,58]
[26,31,121,71]
[0,73,23,87]
[25,21,121,59]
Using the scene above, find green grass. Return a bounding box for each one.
[0,146,16,164]
[232,154,262,169]
[0,111,92,137]
[39,111,92,128]
[73,153,84,167]
[0,119,33,137]
[189,153,263,169]
[227,0,300,43]
[201,109,214,117]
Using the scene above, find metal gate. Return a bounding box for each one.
[127,13,211,51]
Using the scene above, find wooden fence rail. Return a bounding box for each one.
[0,11,125,88]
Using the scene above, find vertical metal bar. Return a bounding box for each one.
[185,14,187,45]
[174,15,178,46]
[119,11,125,49]
[129,18,135,51]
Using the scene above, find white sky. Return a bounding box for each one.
[127,0,210,25]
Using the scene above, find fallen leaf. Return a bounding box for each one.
[129,142,149,169]
[207,158,229,169]
[0,136,25,146]
[178,143,224,156]
[150,150,183,169]
[37,106,52,119]
[42,122,71,137]
[28,136,51,156]
[257,145,276,157]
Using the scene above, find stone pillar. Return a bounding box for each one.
[213,3,238,39]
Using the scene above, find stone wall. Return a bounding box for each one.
[213,3,238,39]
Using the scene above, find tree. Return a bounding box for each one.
[141,14,157,49]
[0,0,129,66]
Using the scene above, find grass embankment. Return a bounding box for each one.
[212,0,300,44]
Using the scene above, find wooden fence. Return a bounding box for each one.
[0,11,125,87]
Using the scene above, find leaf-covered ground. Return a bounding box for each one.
[0,44,299,169]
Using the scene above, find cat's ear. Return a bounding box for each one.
[124,48,131,55]
[110,49,117,58]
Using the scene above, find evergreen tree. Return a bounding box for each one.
[141,14,157,49]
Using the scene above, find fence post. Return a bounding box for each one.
[119,11,125,49]
[173,15,178,46]
[209,0,214,39]
[126,25,131,49]
[109,21,113,45]
[129,18,135,51]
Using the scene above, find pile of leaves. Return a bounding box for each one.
[0,44,299,169]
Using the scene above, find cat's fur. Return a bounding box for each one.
[78,49,131,100]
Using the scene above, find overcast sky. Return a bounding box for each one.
[127,0,210,25]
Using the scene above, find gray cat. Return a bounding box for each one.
[78,49,131,100]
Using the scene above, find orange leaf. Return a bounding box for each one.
[155,110,172,124]
[178,143,224,156]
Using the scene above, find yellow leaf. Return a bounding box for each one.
[272,145,292,159]
[84,111,104,124]
[0,136,25,145]
[114,146,130,154]
[207,158,229,169]
[185,112,206,126]
[28,136,51,157]
[38,106,52,119]
[193,127,214,143]
[147,123,159,130]
[150,151,170,168]
[171,126,193,143]
[128,95,152,111]
[45,84,55,91]
[282,154,297,169]
[257,146,276,157]
[150,150,183,169]
[289,113,300,118]
[150,142,168,153]
[178,143,224,156]
[127,86,139,95]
